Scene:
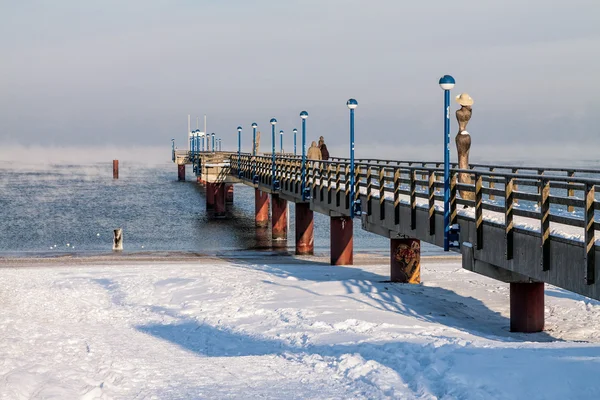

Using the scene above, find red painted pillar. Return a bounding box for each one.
[226,185,234,205]
[113,160,119,179]
[178,164,185,181]
[390,238,420,283]
[206,183,215,209]
[214,183,226,217]
[331,216,353,265]
[295,203,314,255]
[255,189,270,227]
[271,194,288,246]
[510,282,545,332]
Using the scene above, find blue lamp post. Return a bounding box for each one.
[218,138,222,151]
[211,133,215,152]
[279,130,284,154]
[252,122,258,183]
[439,74,456,251]
[270,118,278,189]
[237,126,242,177]
[189,131,193,154]
[347,99,359,218]
[293,128,297,156]
[300,111,308,200]
[200,132,205,152]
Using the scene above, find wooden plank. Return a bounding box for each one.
[394,169,400,225]
[585,183,595,284]
[379,167,386,220]
[366,166,373,216]
[475,174,483,250]
[505,177,514,260]
[489,167,495,200]
[540,179,550,271]
[428,170,435,235]
[567,170,575,213]
[410,169,417,230]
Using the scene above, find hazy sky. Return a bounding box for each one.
[1,1,599,162]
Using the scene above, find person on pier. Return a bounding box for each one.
[318,136,330,161]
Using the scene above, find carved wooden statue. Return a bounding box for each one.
[455,93,474,201]
[254,131,261,156]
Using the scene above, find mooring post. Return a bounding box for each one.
[295,203,314,255]
[113,228,123,251]
[178,164,185,181]
[255,189,270,227]
[510,282,544,332]
[330,216,353,265]
[113,160,119,179]
[390,238,420,283]
[271,194,288,246]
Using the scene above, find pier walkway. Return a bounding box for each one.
[175,150,600,333]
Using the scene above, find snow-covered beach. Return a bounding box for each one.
[2,254,600,399]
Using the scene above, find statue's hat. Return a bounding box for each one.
[455,93,474,106]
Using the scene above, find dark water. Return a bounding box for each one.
[0,162,442,257]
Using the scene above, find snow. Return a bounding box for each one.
[2,256,600,399]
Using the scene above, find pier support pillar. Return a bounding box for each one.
[226,185,234,205]
[331,216,353,265]
[390,238,420,283]
[271,194,288,246]
[255,189,270,227]
[214,183,226,218]
[510,282,544,333]
[178,165,185,181]
[113,160,119,179]
[295,203,314,255]
[206,183,215,209]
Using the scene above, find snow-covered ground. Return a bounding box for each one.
[2,256,600,399]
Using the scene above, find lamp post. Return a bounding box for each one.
[252,122,258,183]
[200,132,205,152]
[237,126,242,177]
[279,130,284,154]
[189,131,193,156]
[347,99,359,218]
[439,74,456,252]
[270,118,278,189]
[300,111,308,201]
[218,138,222,151]
[293,128,297,156]
[211,133,215,152]
[171,138,175,162]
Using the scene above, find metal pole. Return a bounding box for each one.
[171,139,175,162]
[301,115,307,200]
[212,134,215,152]
[444,88,450,251]
[350,108,355,218]
[293,129,297,156]
[272,123,276,188]
[237,127,242,176]
[280,130,283,153]
[252,124,257,180]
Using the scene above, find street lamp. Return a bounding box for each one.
[293,128,297,156]
[300,111,309,201]
[439,74,456,251]
[347,99,359,218]
[171,138,175,162]
[237,126,242,177]
[270,118,278,190]
[218,138,222,151]
[279,130,284,154]
[189,130,193,155]
[252,122,258,183]
[200,131,205,152]
[211,133,215,152]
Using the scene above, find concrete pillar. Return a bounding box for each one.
[331,216,353,265]
[113,160,119,179]
[390,238,420,283]
[295,203,314,255]
[271,194,288,246]
[206,183,215,209]
[226,184,234,205]
[510,282,544,333]
[255,189,270,227]
[178,164,185,181]
[214,183,226,218]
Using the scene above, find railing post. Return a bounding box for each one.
[379,167,386,220]
[410,168,417,230]
[567,170,575,212]
[540,178,550,271]
[345,164,351,211]
[505,177,514,260]
[475,173,483,250]
[394,169,400,225]
[326,163,333,204]
[335,164,341,207]
[366,166,373,216]
[428,170,435,236]
[585,183,596,284]
[488,167,495,200]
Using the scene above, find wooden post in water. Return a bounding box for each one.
[113,228,123,251]
[113,160,119,179]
